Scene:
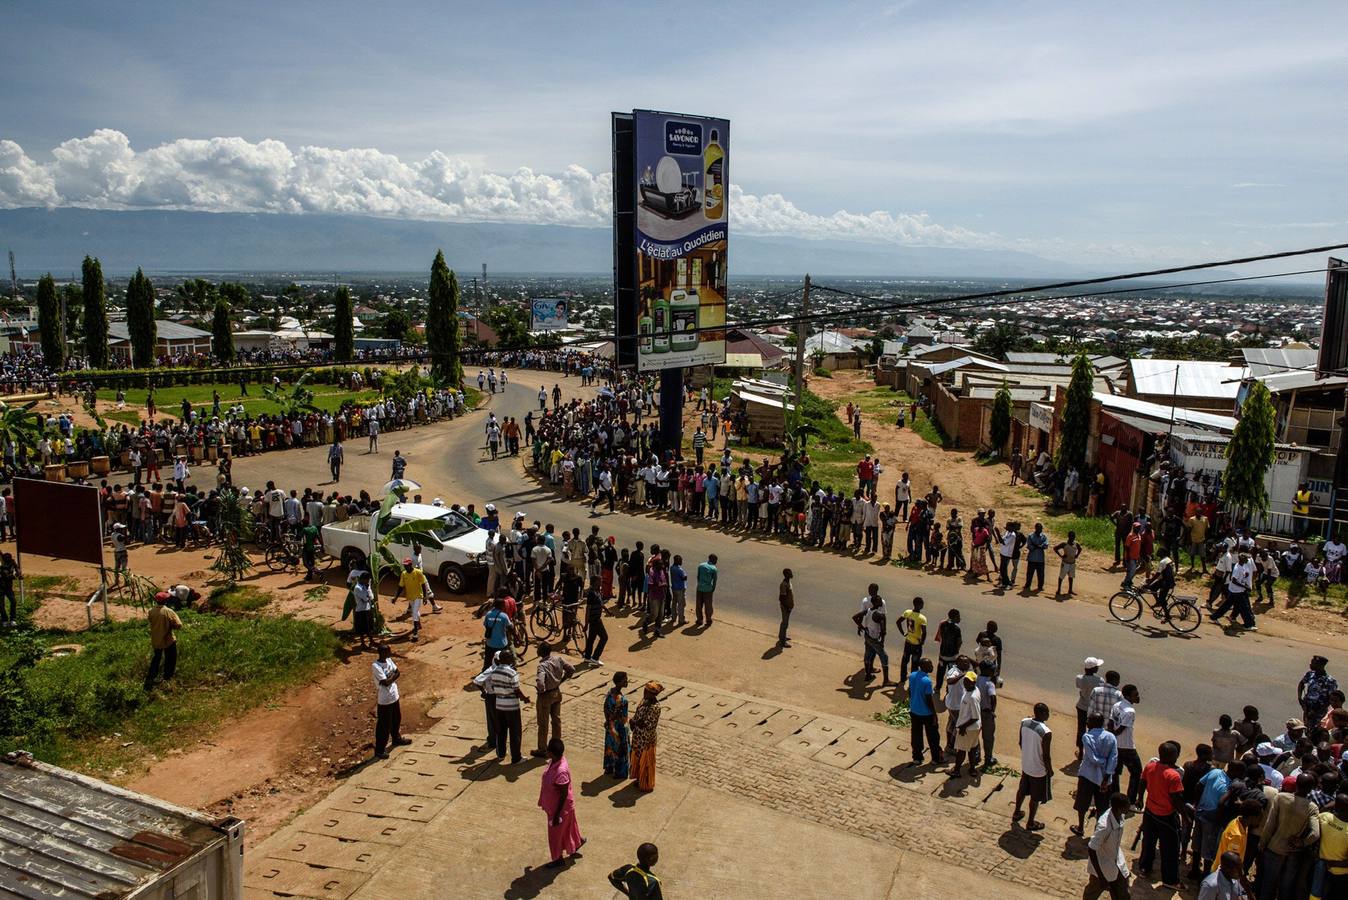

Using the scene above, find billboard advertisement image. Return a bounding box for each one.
[530,298,569,332]
[633,109,728,371]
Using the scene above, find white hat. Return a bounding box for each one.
[1084,657,1104,668]
[432,498,444,507]
[485,503,497,512]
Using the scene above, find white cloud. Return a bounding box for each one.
[0,130,988,248]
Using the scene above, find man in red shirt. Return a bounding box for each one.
[1136,740,1192,891]
[1122,523,1144,588]
[857,456,875,495]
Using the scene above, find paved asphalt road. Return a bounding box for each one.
[440,372,1328,747]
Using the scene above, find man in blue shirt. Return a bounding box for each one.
[908,658,942,765]
[1024,522,1049,592]
[1074,714,1118,836]
[483,596,511,671]
[667,555,688,626]
[1195,761,1236,873]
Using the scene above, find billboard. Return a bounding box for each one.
[1320,257,1348,376]
[14,478,104,566]
[530,298,569,332]
[626,109,729,371]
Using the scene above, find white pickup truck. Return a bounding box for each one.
[321,502,491,593]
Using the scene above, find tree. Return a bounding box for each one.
[333,285,355,362]
[126,268,158,368]
[175,278,215,314]
[81,256,108,367]
[1222,380,1277,518]
[483,304,531,349]
[972,322,1029,360]
[989,382,1012,455]
[1056,352,1094,472]
[426,250,462,384]
[0,400,43,457]
[380,308,413,342]
[212,298,235,363]
[868,336,885,362]
[60,284,82,350]
[36,274,63,368]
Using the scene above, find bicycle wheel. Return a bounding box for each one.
[564,618,586,655]
[528,605,557,640]
[264,545,292,573]
[513,622,531,656]
[1165,600,1202,634]
[1108,590,1143,623]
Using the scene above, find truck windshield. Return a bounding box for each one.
[433,511,477,541]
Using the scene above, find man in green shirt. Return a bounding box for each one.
[695,554,718,627]
[301,521,321,581]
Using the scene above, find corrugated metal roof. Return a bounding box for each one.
[926,356,1009,376]
[967,386,1051,400]
[1128,358,1244,399]
[1240,346,1320,378]
[1254,369,1348,393]
[1094,391,1236,432]
[804,331,860,353]
[0,756,237,898]
[107,320,211,342]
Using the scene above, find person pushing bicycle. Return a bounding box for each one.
[1142,555,1175,608]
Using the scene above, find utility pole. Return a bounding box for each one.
[794,274,811,416]
[8,251,17,304]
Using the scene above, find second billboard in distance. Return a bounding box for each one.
[633,109,728,371]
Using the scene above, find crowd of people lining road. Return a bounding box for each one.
[49,347,1343,899]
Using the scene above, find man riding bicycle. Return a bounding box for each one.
[1141,555,1176,607]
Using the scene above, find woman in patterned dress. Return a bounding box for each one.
[629,681,663,792]
[603,672,630,778]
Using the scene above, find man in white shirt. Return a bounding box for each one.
[1014,703,1054,831]
[1211,552,1257,630]
[1084,793,1132,899]
[950,670,982,777]
[372,643,410,759]
[1109,685,1141,808]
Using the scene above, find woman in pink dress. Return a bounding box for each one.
[539,737,585,868]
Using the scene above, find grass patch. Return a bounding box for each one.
[102,409,145,426]
[206,585,272,613]
[1037,513,1115,555]
[303,585,330,603]
[874,699,912,728]
[846,386,950,448]
[909,413,951,449]
[98,384,384,419]
[0,611,339,772]
[1280,576,1348,610]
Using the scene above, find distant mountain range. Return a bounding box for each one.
[0,207,1082,279]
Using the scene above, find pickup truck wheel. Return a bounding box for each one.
[341,548,367,572]
[441,563,468,594]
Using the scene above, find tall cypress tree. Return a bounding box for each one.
[1222,380,1278,518]
[989,382,1013,454]
[1056,352,1094,471]
[36,274,64,368]
[126,268,158,368]
[81,255,109,367]
[426,250,462,384]
[212,298,235,363]
[333,285,355,362]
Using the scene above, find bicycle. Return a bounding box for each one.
[1108,586,1202,634]
[475,598,531,661]
[528,589,586,654]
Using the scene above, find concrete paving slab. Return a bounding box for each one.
[263,832,393,874]
[812,729,893,770]
[668,692,744,728]
[651,685,707,716]
[348,762,476,802]
[703,700,780,737]
[245,857,370,900]
[776,715,851,755]
[284,807,422,846]
[425,715,487,741]
[325,784,448,821]
[742,707,816,745]
[400,732,480,757]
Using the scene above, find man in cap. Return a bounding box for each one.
[1077,657,1105,751]
[144,589,183,690]
[110,522,130,586]
[1298,655,1338,725]
[391,556,429,640]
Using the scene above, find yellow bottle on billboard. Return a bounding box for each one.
[704,128,724,219]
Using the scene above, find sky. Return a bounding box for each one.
[2,0,1346,270]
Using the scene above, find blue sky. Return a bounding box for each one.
[2,0,1346,267]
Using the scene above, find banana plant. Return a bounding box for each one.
[262,372,320,418]
[0,400,44,459]
[368,488,445,634]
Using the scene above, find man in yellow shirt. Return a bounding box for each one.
[1314,793,1348,900]
[1212,798,1261,885]
[899,596,928,680]
[145,592,183,689]
[391,557,429,640]
[1184,511,1209,574]
[1293,483,1314,539]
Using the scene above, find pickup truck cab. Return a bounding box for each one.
[321,502,489,594]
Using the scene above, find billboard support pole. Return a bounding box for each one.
[659,368,684,458]
[794,274,811,420]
